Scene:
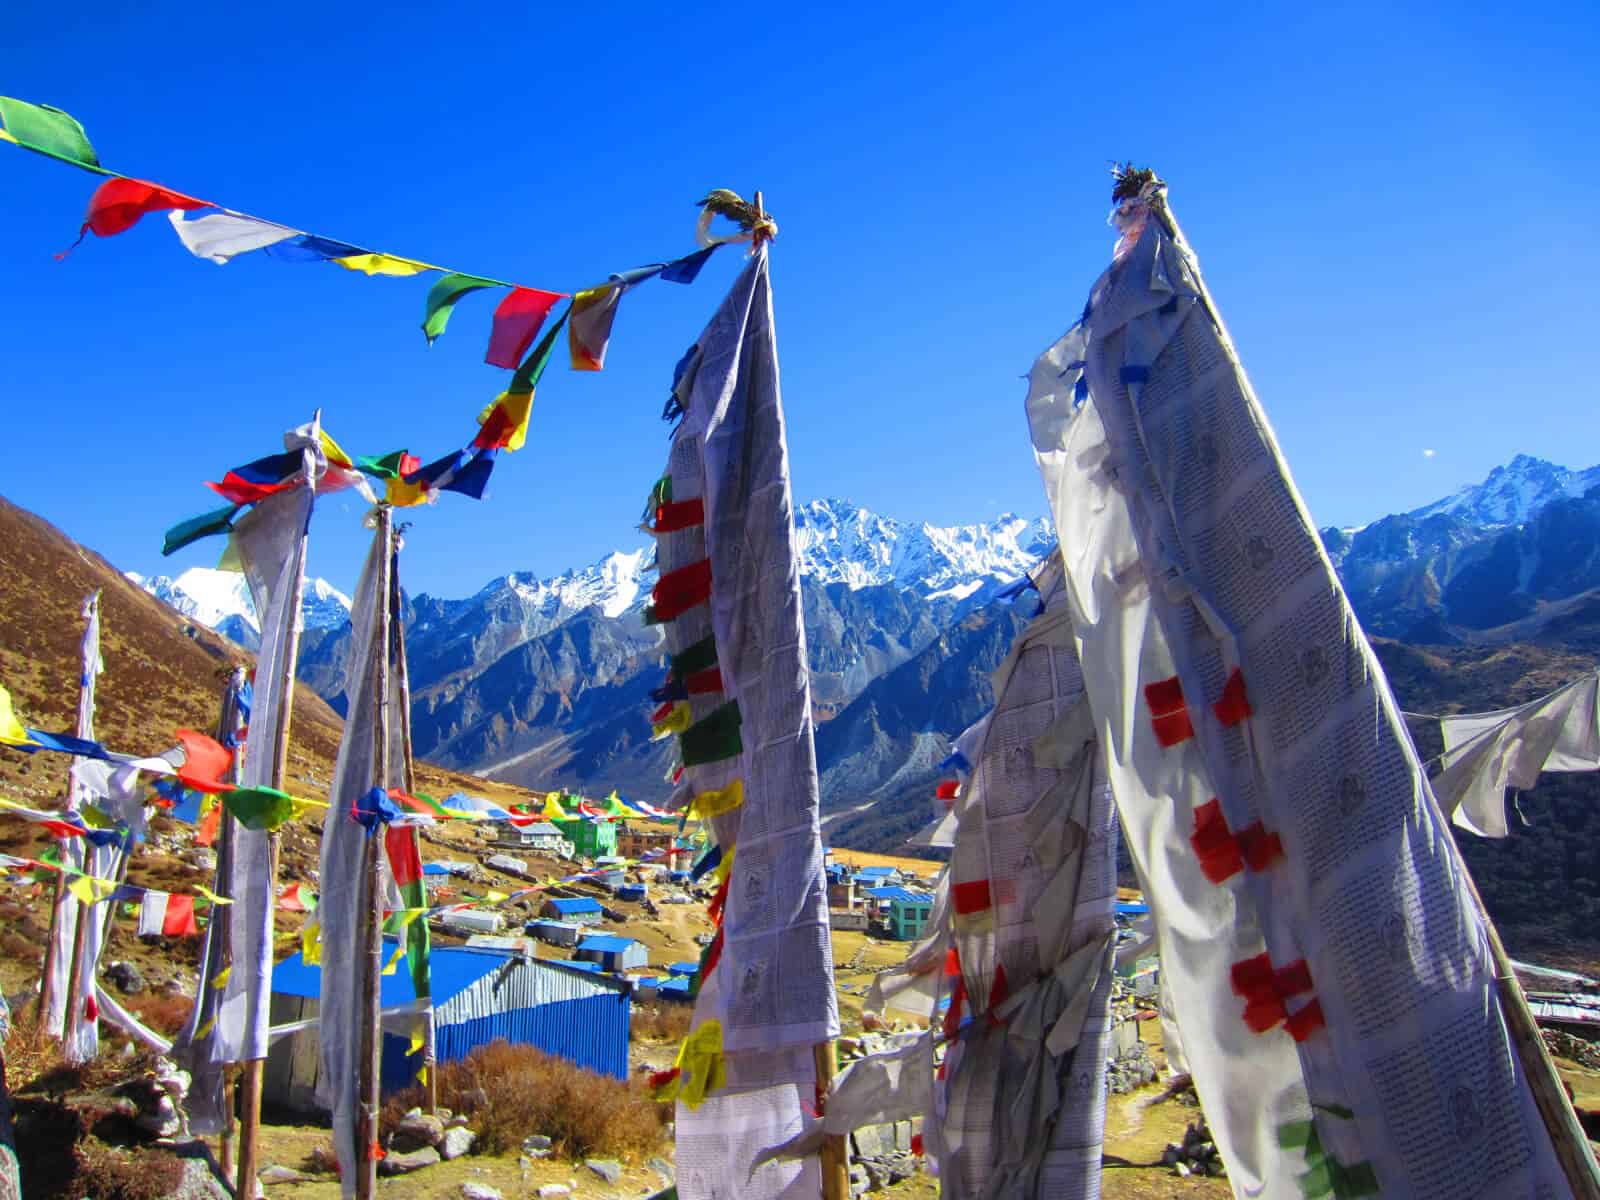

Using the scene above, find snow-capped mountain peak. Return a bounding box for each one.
[794,498,1053,599]
[129,566,352,637]
[1408,454,1600,527]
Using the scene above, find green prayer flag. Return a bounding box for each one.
[670,635,718,677]
[422,272,500,344]
[1297,1159,1333,1200]
[680,702,743,767]
[163,504,240,557]
[1329,1161,1379,1199]
[356,450,411,480]
[508,307,570,395]
[0,96,105,173]
[222,786,296,832]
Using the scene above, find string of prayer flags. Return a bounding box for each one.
[334,252,432,278]
[569,284,624,371]
[221,785,299,831]
[422,273,498,344]
[162,504,241,557]
[279,882,317,913]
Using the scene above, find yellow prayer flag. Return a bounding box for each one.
[475,391,534,452]
[195,885,232,907]
[408,1023,425,1057]
[652,701,693,740]
[382,941,405,976]
[672,1019,727,1110]
[334,253,434,277]
[195,1016,216,1039]
[385,475,433,508]
[67,876,98,905]
[687,778,744,821]
[417,1064,429,1085]
[319,429,356,469]
[713,845,736,886]
[485,890,507,904]
[302,920,322,965]
[0,684,37,747]
[539,794,568,823]
[211,966,231,989]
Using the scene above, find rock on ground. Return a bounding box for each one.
[439,1126,476,1160]
[585,1157,623,1184]
[377,1145,441,1176]
[394,1111,446,1148]
[460,1184,502,1200]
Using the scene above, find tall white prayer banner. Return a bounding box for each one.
[650,243,839,1200]
[214,440,317,1067]
[1027,178,1568,1198]
[315,521,404,1194]
[44,592,100,1042]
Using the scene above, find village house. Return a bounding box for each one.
[501,820,573,857]
[574,934,649,973]
[541,896,604,925]
[555,815,618,859]
[616,824,675,860]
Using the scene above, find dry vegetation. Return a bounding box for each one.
[630,1002,693,1043]
[381,1039,669,1159]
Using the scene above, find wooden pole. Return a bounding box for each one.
[354,506,395,1200]
[388,542,436,1112]
[236,411,320,1200]
[210,668,245,1180]
[1142,178,1600,1200]
[813,1040,851,1200]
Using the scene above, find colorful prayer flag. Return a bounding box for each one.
[423,272,500,344]
[385,826,431,1001]
[0,96,102,171]
[334,252,433,277]
[486,287,564,369]
[162,504,240,557]
[175,729,233,794]
[139,892,200,937]
[0,684,37,748]
[78,177,209,241]
[568,284,623,371]
[264,234,365,263]
[167,210,297,263]
[222,786,296,831]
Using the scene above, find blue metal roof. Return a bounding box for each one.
[856,866,896,877]
[273,938,507,1005]
[867,886,934,905]
[657,976,692,994]
[1115,902,1149,916]
[422,863,453,876]
[562,960,604,973]
[578,935,637,954]
[546,897,603,915]
[668,962,699,976]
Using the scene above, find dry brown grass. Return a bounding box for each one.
[381,1039,668,1159]
[124,990,194,1037]
[631,1002,693,1043]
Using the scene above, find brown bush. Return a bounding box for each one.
[301,1140,340,1176]
[631,1003,693,1043]
[71,1141,188,1200]
[381,1040,667,1159]
[125,990,194,1037]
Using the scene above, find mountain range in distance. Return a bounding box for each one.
[131,456,1600,857]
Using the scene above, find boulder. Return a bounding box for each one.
[522,1133,554,1154]
[537,1187,572,1199]
[104,960,146,994]
[377,1146,440,1176]
[258,1165,311,1185]
[460,1185,502,1200]
[586,1158,623,1184]
[394,1111,445,1148]
[439,1126,476,1160]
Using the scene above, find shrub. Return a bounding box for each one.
[381,1039,667,1159]
[72,1141,188,1200]
[631,1003,693,1043]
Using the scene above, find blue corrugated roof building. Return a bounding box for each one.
[542,896,604,924]
[575,934,649,972]
[668,962,700,977]
[264,940,631,1108]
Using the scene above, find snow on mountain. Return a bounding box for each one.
[1407,454,1600,527]
[129,566,352,637]
[793,499,1054,599]
[484,548,653,626]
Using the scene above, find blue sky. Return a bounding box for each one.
[2,3,1596,599]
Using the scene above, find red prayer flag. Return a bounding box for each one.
[81,177,210,239]
[195,803,222,848]
[485,287,564,369]
[163,893,199,936]
[175,729,233,794]
[385,825,422,891]
[206,472,296,506]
